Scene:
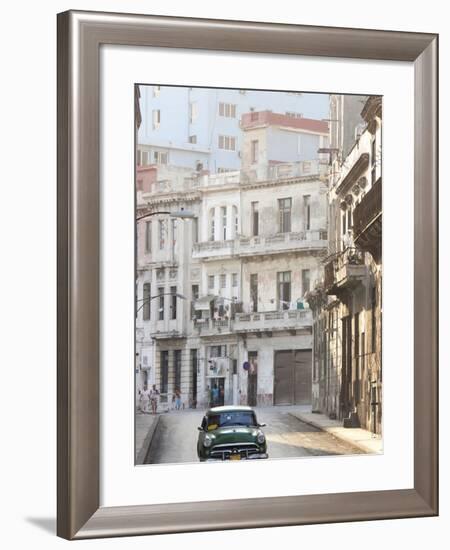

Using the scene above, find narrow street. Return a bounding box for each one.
[145,406,363,464]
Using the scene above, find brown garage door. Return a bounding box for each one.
[274,350,312,405]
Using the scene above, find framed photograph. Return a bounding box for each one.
[57,10,438,540]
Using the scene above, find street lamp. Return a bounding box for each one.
[136,292,187,314]
[136,208,196,222]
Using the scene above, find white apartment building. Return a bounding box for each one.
[136,111,329,410]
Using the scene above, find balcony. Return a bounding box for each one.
[237,230,327,258]
[324,248,368,296]
[233,309,312,334]
[192,318,233,337]
[192,230,327,261]
[241,160,325,184]
[353,177,382,262]
[192,239,235,260]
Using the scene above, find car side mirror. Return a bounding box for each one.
[197,426,203,431]
[258,423,266,428]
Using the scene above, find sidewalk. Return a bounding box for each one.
[289,411,383,454]
[135,412,160,465]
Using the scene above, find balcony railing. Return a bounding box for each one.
[192,318,232,335]
[324,247,367,295]
[192,230,327,260]
[240,160,325,184]
[234,309,312,333]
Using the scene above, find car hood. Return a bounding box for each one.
[210,426,258,444]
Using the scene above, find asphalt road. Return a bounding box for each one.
[145,407,364,464]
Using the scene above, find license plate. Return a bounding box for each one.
[230,454,241,460]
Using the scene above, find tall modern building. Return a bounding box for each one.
[137,86,328,173]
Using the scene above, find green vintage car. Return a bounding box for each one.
[197,406,268,461]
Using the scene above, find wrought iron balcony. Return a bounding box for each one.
[353,177,382,262]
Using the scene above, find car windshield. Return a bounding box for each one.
[207,411,257,430]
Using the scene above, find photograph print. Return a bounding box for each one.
[135,85,382,465]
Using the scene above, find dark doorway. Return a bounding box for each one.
[247,351,258,406]
[209,377,225,407]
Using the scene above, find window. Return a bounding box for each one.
[251,202,259,236]
[219,102,236,118]
[302,269,311,296]
[189,102,198,123]
[209,208,215,241]
[208,275,215,290]
[188,135,197,144]
[342,212,347,236]
[210,345,226,358]
[220,273,226,289]
[371,138,377,185]
[158,219,166,249]
[347,208,352,230]
[217,167,231,174]
[160,351,169,394]
[137,150,149,166]
[221,206,227,240]
[170,286,177,320]
[191,284,200,319]
[232,205,238,236]
[232,273,238,287]
[192,284,199,300]
[278,198,292,233]
[174,350,181,391]
[286,111,303,118]
[158,287,164,320]
[250,274,258,312]
[154,151,168,165]
[171,219,177,249]
[218,135,236,151]
[192,217,198,244]
[303,195,311,230]
[152,109,161,129]
[143,283,151,321]
[153,85,161,97]
[277,271,291,310]
[251,140,259,164]
[145,221,152,253]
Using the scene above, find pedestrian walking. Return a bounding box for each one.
[211,384,219,406]
[139,385,150,414]
[174,388,182,410]
[149,384,159,415]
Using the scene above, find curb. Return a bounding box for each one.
[288,412,381,454]
[136,415,161,465]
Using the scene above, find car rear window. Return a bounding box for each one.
[207,411,257,430]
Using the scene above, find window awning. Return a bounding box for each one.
[193,295,215,311]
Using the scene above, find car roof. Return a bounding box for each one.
[206,405,254,415]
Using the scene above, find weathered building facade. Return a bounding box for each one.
[308,95,382,434]
[136,111,329,410]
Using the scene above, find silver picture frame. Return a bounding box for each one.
[57,10,438,539]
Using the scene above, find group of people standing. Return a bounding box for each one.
[138,384,159,414]
[138,385,184,413]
